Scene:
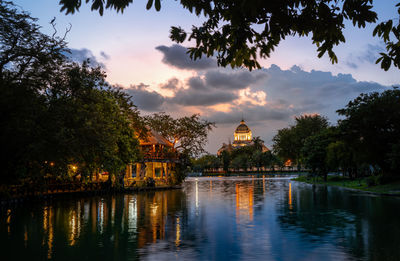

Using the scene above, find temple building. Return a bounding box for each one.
[217,119,269,155]
[124,128,178,183]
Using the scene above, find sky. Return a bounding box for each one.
[13,0,400,153]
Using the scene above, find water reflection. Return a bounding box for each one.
[235,183,254,221]
[288,182,292,210]
[1,178,400,260]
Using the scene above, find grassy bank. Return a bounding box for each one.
[293,175,400,195]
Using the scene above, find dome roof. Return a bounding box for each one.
[235,120,251,133]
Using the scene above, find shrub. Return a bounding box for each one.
[365,176,376,187]
[329,175,344,182]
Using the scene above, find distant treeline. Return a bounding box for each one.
[193,89,400,184]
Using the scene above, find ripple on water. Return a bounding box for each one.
[1,177,400,260]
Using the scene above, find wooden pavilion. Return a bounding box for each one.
[125,128,178,182]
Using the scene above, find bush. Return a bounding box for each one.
[329,175,345,182]
[365,176,376,187]
[365,175,385,187]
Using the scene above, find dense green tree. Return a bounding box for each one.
[192,154,220,172]
[219,150,231,173]
[59,0,400,71]
[251,150,263,172]
[0,1,67,85]
[273,114,328,168]
[230,154,249,172]
[252,136,264,151]
[302,128,337,181]
[260,151,274,171]
[326,140,358,178]
[387,142,400,174]
[0,1,141,185]
[337,88,400,178]
[272,154,286,171]
[144,112,214,158]
[295,115,329,143]
[45,62,141,183]
[273,127,298,165]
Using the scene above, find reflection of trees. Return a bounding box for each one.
[277,183,400,260]
[0,190,187,260]
[3,180,400,260]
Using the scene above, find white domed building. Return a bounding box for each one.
[217,119,268,155]
[233,119,253,146]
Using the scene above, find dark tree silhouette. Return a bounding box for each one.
[58,0,400,71]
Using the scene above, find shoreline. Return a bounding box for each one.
[0,185,182,207]
[292,176,400,197]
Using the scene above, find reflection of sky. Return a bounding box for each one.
[2,178,400,260]
[180,178,360,260]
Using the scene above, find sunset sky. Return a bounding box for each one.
[14,0,400,153]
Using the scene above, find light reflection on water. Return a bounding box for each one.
[1,177,400,260]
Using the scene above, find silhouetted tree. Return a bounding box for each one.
[273,114,329,169]
[0,1,141,185]
[59,0,400,71]
[302,127,337,181]
[219,150,231,173]
[144,112,214,158]
[337,87,400,178]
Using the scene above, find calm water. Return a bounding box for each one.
[1,177,400,260]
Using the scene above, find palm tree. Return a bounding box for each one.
[252,136,264,151]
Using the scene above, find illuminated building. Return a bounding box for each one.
[124,128,178,182]
[233,119,252,144]
[217,119,269,155]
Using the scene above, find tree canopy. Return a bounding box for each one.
[1,1,216,187]
[272,88,400,180]
[58,0,400,71]
[273,114,329,166]
[144,112,214,158]
[301,127,337,180]
[337,88,400,176]
[0,1,141,184]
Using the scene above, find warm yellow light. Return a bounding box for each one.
[175,217,181,247]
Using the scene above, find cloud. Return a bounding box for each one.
[205,70,267,90]
[100,51,110,60]
[155,44,216,70]
[160,77,180,91]
[252,65,388,121]
[168,76,238,106]
[65,48,106,68]
[205,104,293,124]
[345,43,385,69]
[124,83,165,111]
[122,64,388,121]
[360,44,385,64]
[119,59,391,153]
[150,68,267,108]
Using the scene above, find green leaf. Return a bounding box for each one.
[146,0,153,10]
[155,0,161,11]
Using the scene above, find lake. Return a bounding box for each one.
[1,177,400,260]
